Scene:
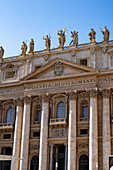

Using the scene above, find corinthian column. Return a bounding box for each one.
[89,89,98,170]
[11,98,23,170]
[102,90,111,170]
[68,92,77,170]
[39,95,49,170]
[19,96,31,170]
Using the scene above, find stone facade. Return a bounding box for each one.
[0,37,113,170]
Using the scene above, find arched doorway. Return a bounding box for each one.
[79,154,89,170]
[30,155,39,170]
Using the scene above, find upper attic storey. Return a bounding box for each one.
[0,27,113,84]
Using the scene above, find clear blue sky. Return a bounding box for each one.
[0,0,113,58]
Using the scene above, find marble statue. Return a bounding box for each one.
[29,39,34,53]
[0,46,4,58]
[88,28,96,43]
[43,35,51,51]
[70,30,78,45]
[57,29,66,48]
[21,41,27,55]
[100,26,110,42]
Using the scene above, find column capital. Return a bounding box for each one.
[88,89,98,97]
[41,94,50,103]
[68,91,77,100]
[102,89,111,98]
[15,98,23,106]
[24,96,31,104]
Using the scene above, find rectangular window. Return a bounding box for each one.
[80,129,88,135]
[5,71,15,79]
[80,59,87,66]
[33,132,40,137]
[3,134,11,139]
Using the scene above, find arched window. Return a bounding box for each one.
[81,101,88,118]
[79,154,89,170]
[57,102,65,118]
[35,110,41,121]
[6,108,14,123]
[30,155,39,170]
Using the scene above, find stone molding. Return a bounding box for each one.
[24,96,31,104]
[102,89,111,97]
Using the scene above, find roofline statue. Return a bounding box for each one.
[57,29,67,49]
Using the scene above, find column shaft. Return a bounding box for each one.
[11,99,23,170]
[68,92,76,170]
[39,96,49,170]
[64,143,68,170]
[19,97,31,170]
[103,92,111,170]
[49,144,53,170]
[89,92,98,170]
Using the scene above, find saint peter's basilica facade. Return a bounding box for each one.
[0,27,113,170]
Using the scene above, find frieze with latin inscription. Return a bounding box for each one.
[0,77,113,95]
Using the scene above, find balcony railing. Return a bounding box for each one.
[32,121,41,125]
[79,117,88,121]
[0,123,14,129]
[49,118,67,126]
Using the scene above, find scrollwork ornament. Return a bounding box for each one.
[102,89,111,98]
[24,96,31,104]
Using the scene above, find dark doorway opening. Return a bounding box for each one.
[53,145,65,170]
[30,155,39,170]
[0,147,12,170]
[79,154,89,170]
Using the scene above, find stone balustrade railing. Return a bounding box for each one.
[2,40,113,62]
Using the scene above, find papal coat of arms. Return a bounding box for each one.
[54,61,64,76]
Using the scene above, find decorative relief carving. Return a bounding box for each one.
[30,144,39,151]
[24,96,31,104]
[54,129,65,138]
[102,47,107,54]
[90,48,95,54]
[54,61,64,76]
[79,143,88,149]
[102,89,111,97]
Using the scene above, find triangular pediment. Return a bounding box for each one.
[21,58,98,81]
